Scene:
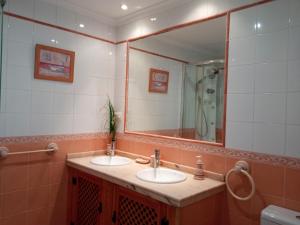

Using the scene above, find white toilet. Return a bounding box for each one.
[261,205,300,225]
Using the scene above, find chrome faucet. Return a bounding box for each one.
[153,149,160,168]
[107,142,115,157]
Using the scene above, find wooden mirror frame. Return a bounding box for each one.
[124,13,230,147]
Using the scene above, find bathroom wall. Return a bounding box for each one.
[0,134,109,225]
[116,1,300,225]
[117,131,300,225]
[0,0,115,224]
[0,1,299,225]
[226,0,300,158]
[0,0,116,137]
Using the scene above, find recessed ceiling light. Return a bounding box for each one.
[254,22,261,29]
[150,17,157,22]
[79,23,85,28]
[121,4,128,10]
[51,39,58,44]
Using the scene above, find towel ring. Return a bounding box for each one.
[225,160,255,201]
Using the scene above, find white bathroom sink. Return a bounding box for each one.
[90,156,131,166]
[136,167,187,184]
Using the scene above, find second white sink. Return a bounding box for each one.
[90,156,131,166]
[136,167,187,184]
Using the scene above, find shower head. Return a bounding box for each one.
[1,0,6,8]
[208,68,219,79]
[206,88,215,94]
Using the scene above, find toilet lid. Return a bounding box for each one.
[261,205,300,225]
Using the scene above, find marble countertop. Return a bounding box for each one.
[67,154,225,207]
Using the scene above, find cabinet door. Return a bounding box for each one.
[113,186,169,225]
[68,169,103,225]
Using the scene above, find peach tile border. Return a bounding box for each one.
[117,133,300,169]
[1,132,300,169]
[0,132,108,145]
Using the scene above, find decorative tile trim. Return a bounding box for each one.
[117,133,300,169]
[2,132,300,169]
[0,132,109,145]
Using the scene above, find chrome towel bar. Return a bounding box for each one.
[0,142,58,158]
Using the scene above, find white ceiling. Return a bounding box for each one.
[153,16,227,59]
[61,0,183,19]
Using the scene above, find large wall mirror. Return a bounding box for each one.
[125,15,227,146]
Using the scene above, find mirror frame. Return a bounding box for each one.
[124,13,230,147]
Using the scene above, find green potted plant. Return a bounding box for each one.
[107,98,118,152]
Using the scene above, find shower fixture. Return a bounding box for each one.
[0,0,6,8]
[206,88,215,94]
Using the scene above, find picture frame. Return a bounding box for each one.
[148,68,169,93]
[34,44,75,83]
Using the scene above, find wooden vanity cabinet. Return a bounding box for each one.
[68,169,105,225]
[68,168,223,225]
[68,168,169,225]
[113,185,170,225]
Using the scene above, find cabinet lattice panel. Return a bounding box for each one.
[77,176,100,225]
[118,195,159,225]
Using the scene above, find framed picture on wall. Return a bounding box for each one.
[148,68,169,93]
[34,44,75,83]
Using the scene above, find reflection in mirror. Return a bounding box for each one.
[126,16,227,145]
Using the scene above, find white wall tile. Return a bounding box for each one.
[30,114,53,135]
[287,60,300,92]
[253,123,285,155]
[5,113,30,136]
[53,93,74,114]
[52,115,73,134]
[227,93,254,122]
[6,65,32,90]
[288,26,300,61]
[8,0,34,18]
[74,95,97,115]
[0,113,5,136]
[73,114,102,133]
[31,79,54,92]
[228,65,254,93]
[7,42,34,67]
[286,125,300,158]
[34,25,59,47]
[256,0,289,34]
[0,90,6,113]
[34,0,57,24]
[57,7,77,30]
[227,0,300,158]
[230,6,256,39]
[287,92,300,125]
[7,17,34,44]
[226,121,253,150]
[54,30,78,51]
[254,62,287,93]
[229,36,255,65]
[2,0,116,137]
[289,0,300,27]
[6,90,30,113]
[255,30,288,63]
[31,91,53,114]
[254,93,286,124]
[53,82,74,94]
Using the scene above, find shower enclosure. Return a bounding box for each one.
[181,60,224,143]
